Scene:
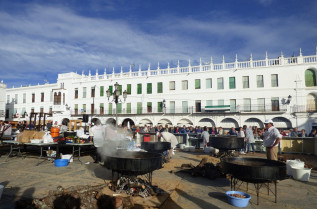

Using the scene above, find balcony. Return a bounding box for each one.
[52,105,67,113]
[0,110,4,117]
[69,104,291,117]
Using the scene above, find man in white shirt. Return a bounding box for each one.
[91,121,106,163]
[201,127,210,147]
[259,119,282,161]
[160,132,178,159]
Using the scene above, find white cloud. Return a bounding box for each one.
[0,3,316,87]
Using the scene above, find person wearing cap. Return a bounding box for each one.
[259,119,282,161]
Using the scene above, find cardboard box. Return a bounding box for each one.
[32,131,46,139]
[16,130,47,143]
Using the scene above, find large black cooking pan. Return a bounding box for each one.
[141,142,171,153]
[210,136,245,150]
[63,131,77,138]
[104,151,162,176]
[221,157,286,182]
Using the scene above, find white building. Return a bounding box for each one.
[4,49,317,132]
[0,81,6,121]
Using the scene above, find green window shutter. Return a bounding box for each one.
[271,74,278,87]
[230,99,236,112]
[127,84,131,94]
[83,104,86,112]
[182,101,188,113]
[206,79,212,88]
[305,69,316,87]
[117,103,122,114]
[257,75,264,88]
[147,83,152,94]
[83,87,86,98]
[158,102,163,112]
[109,86,113,95]
[118,85,122,95]
[147,102,152,112]
[217,78,224,89]
[100,86,104,96]
[229,77,235,89]
[137,102,142,114]
[157,82,163,93]
[108,103,112,114]
[137,84,142,94]
[195,79,200,89]
[127,103,131,114]
[243,76,249,88]
[75,104,78,110]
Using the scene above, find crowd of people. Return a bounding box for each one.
[3,117,317,163]
[279,127,317,137]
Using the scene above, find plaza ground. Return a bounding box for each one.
[0,148,317,209]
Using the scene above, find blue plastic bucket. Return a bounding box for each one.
[226,191,251,207]
[54,159,69,167]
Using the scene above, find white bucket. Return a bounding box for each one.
[292,167,311,181]
[0,185,4,200]
[286,159,304,176]
[61,154,73,163]
[189,146,195,152]
[204,147,210,153]
[179,144,186,150]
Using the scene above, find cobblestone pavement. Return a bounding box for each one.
[0,149,316,209]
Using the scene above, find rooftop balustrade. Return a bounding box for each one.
[67,53,317,83]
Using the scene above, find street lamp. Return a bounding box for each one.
[106,82,127,128]
[163,99,166,114]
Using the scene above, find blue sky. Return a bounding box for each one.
[0,0,317,88]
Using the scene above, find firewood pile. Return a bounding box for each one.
[17,185,134,209]
[180,157,221,179]
[214,150,239,158]
[108,176,164,198]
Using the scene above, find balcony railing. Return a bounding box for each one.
[52,105,67,112]
[68,54,317,83]
[0,110,4,117]
[70,104,292,116]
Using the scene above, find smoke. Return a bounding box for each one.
[96,124,133,161]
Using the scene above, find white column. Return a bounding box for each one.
[297,48,303,64]
[222,56,225,69]
[250,53,253,68]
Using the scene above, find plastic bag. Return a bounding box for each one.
[43,132,54,143]
[76,128,85,137]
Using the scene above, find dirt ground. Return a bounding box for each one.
[0,148,317,209]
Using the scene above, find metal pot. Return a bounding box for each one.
[221,157,287,182]
[141,142,171,153]
[64,131,77,138]
[210,136,245,150]
[104,151,162,176]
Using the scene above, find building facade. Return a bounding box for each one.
[4,50,317,132]
[0,81,6,121]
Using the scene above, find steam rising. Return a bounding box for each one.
[96,124,134,161]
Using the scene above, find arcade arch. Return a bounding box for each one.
[244,118,264,129]
[219,118,239,129]
[197,118,215,127]
[177,118,193,127]
[271,117,292,129]
[157,118,173,127]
